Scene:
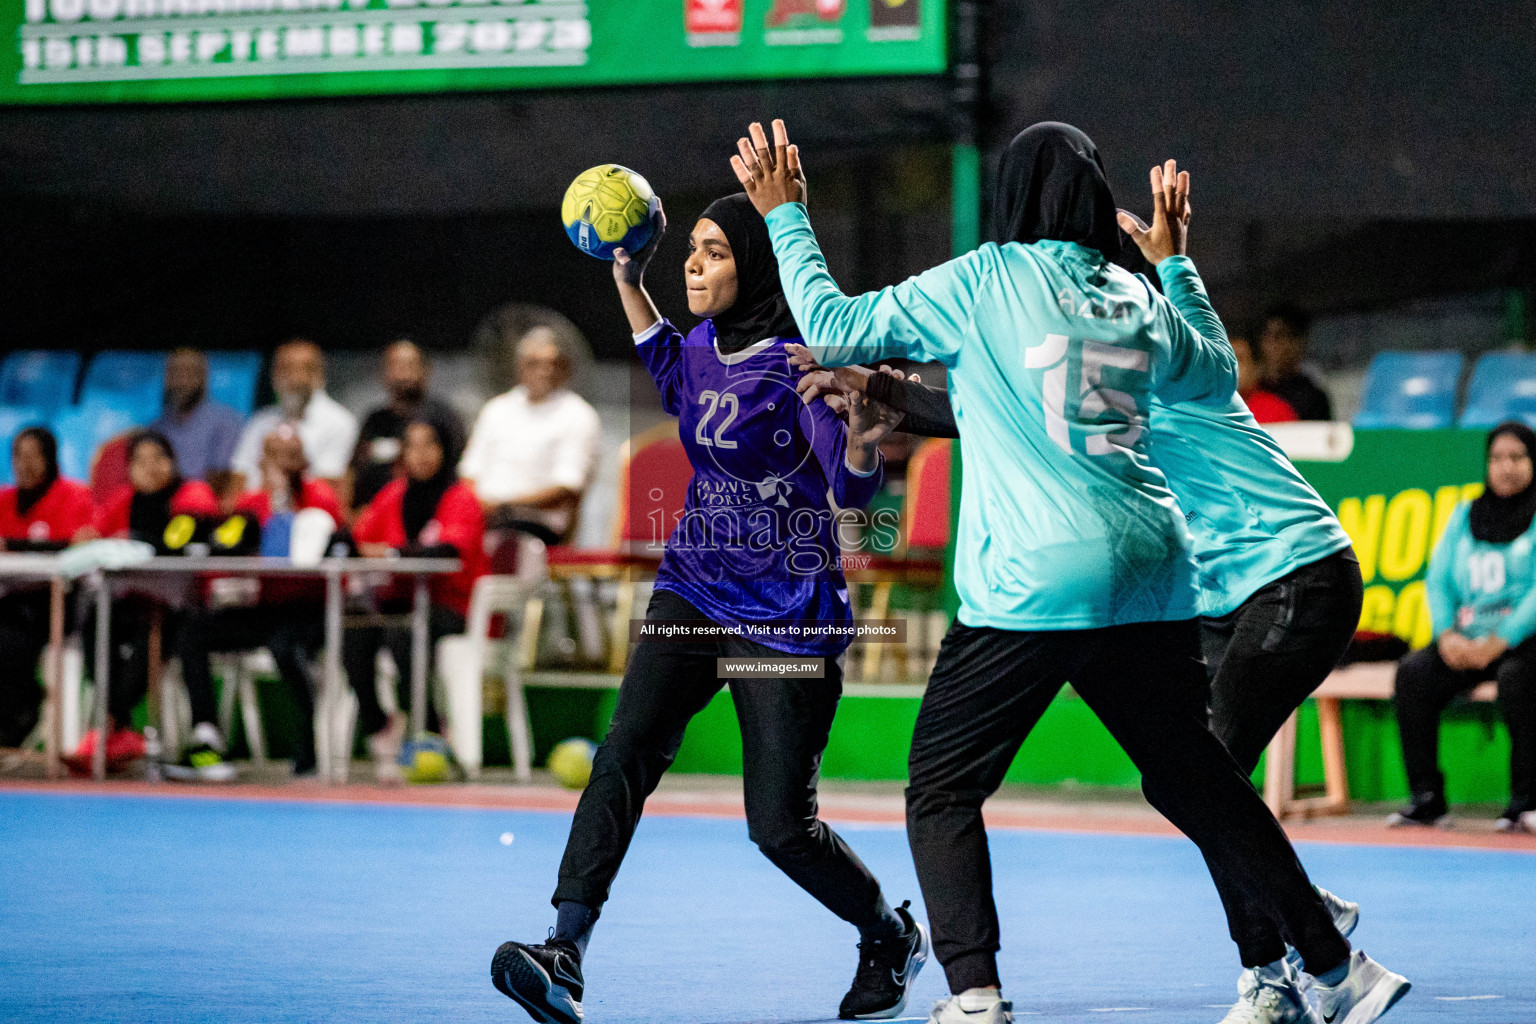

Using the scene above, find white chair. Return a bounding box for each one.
[214,651,274,763]
[58,639,84,754]
[436,575,533,781]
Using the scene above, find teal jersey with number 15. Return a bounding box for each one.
[765,202,1238,632]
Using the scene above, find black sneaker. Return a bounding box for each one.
[838,900,929,1020]
[492,936,584,1024]
[1386,791,1448,828]
[292,749,318,779]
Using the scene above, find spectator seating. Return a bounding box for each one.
[80,351,167,424]
[206,351,263,416]
[1263,660,1497,819]
[1459,351,1536,428]
[53,402,137,483]
[0,406,44,486]
[436,575,535,781]
[844,438,953,681]
[0,351,80,415]
[1353,350,1463,429]
[89,434,133,505]
[544,422,693,673]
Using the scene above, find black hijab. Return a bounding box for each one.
[13,425,59,517]
[126,430,182,543]
[1469,422,1536,543]
[699,193,799,354]
[401,412,462,541]
[992,122,1122,261]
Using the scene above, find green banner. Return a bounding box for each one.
[5,0,944,104]
[1296,428,1489,649]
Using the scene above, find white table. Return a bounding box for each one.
[0,554,459,783]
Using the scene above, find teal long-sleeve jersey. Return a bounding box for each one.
[764,202,1238,631]
[1427,502,1536,645]
[1148,397,1353,618]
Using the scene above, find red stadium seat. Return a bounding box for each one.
[843,438,952,680]
[544,422,693,671]
[89,432,133,506]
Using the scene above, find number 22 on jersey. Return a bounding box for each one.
[695,389,739,449]
[1025,333,1149,456]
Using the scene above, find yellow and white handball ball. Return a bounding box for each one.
[547,737,597,790]
[561,164,660,260]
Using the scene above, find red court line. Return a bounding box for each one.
[3,779,1533,854]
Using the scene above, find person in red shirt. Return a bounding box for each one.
[1234,335,1299,425]
[75,430,220,773]
[0,426,94,746]
[175,426,342,778]
[344,412,485,780]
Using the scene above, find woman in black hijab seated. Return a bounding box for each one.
[1392,421,1536,831]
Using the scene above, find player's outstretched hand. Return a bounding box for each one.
[785,342,821,374]
[732,119,807,218]
[1116,159,1190,266]
[847,389,903,449]
[612,200,667,289]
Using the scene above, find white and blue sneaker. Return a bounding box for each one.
[491,936,584,1024]
[1286,888,1360,975]
[928,988,1013,1024]
[1217,960,1319,1024]
[1312,950,1410,1024]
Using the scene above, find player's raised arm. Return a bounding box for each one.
[1119,160,1237,408]
[732,119,986,369]
[611,201,666,336]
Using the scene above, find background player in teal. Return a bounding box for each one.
[733,118,1409,1024]
[791,352,1367,1023]
[491,192,929,1024]
[1392,421,1536,831]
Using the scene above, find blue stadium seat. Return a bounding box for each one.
[1353,351,1463,430]
[80,351,167,424]
[53,401,138,483]
[0,351,81,415]
[0,406,47,487]
[205,351,263,417]
[1459,352,1536,428]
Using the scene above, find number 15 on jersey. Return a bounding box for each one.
[1025,333,1149,457]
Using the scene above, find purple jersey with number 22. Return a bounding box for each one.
[634,318,884,656]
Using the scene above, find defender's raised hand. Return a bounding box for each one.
[1116,159,1191,266]
[731,119,807,218]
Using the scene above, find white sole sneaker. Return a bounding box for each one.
[928,992,1013,1023]
[1217,962,1319,1024]
[1314,950,1410,1024]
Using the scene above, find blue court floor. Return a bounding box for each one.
[0,790,1531,1023]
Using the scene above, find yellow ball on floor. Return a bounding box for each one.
[547,737,597,790]
[401,736,451,784]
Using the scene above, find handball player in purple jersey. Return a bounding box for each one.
[491,188,928,1023]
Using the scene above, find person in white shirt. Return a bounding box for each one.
[459,327,600,541]
[231,339,359,495]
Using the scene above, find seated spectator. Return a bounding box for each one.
[459,326,599,542]
[1234,335,1298,424]
[149,348,246,490]
[176,426,340,779]
[349,339,465,514]
[73,431,221,775]
[1260,301,1333,420]
[345,413,485,781]
[231,339,358,495]
[1392,422,1536,831]
[0,427,94,746]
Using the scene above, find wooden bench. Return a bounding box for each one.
[1264,661,1497,819]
